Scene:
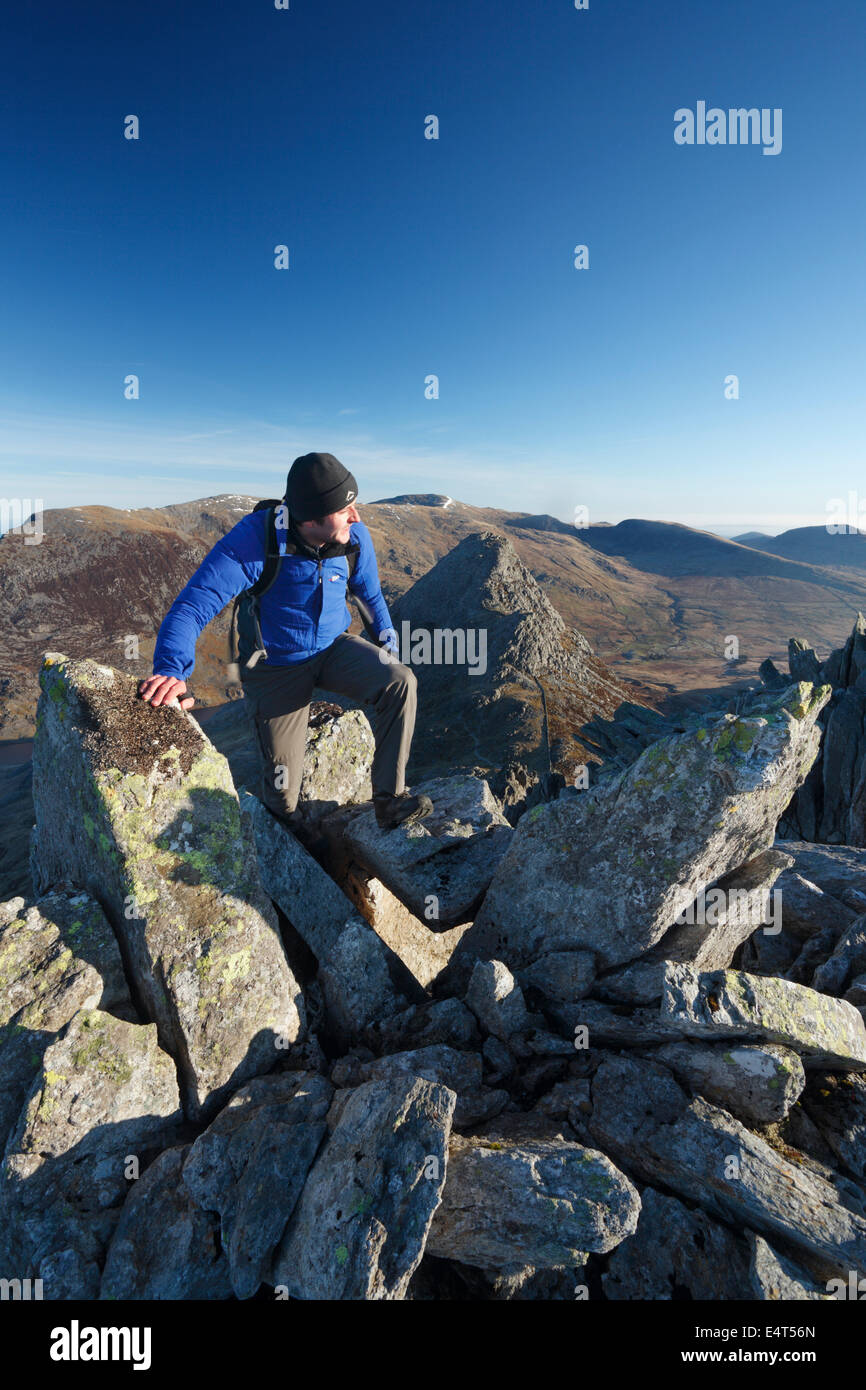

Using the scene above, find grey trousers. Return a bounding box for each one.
[240,632,418,818]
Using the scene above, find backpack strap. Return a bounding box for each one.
[228,501,284,677]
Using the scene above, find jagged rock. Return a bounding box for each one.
[0,1008,183,1297]
[739,921,802,977]
[777,840,866,902]
[335,1045,504,1128]
[661,962,866,1069]
[534,1078,591,1120]
[785,925,839,985]
[338,859,471,987]
[100,1146,232,1300]
[30,655,305,1121]
[518,951,597,1005]
[548,997,686,1048]
[812,915,866,996]
[789,639,822,684]
[426,1133,640,1270]
[651,1041,805,1124]
[389,529,635,783]
[443,684,830,985]
[0,889,132,1153]
[798,1071,866,1180]
[773,869,856,939]
[318,918,422,1050]
[775,617,866,845]
[241,790,424,1043]
[343,1044,479,1092]
[466,959,533,1040]
[342,774,513,929]
[747,1232,833,1300]
[603,1186,751,1300]
[524,1028,579,1057]
[271,1076,455,1300]
[595,850,792,1005]
[182,1071,332,1298]
[482,1035,515,1082]
[361,997,480,1055]
[278,705,375,826]
[759,658,789,691]
[589,1053,866,1280]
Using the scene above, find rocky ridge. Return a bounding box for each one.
[3,647,866,1301]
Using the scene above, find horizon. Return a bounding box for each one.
[7,486,866,543]
[1,0,864,537]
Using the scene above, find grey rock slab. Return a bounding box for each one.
[272,1076,456,1299]
[603,1186,752,1300]
[30,655,305,1122]
[101,1146,232,1300]
[0,889,132,1154]
[361,997,480,1055]
[318,918,423,1050]
[798,1071,866,1181]
[652,1041,806,1125]
[747,1232,834,1300]
[351,1045,482,1094]
[813,914,866,996]
[342,774,514,928]
[242,789,424,1035]
[661,962,866,1070]
[776,840,866,903]
[444,684,830,984]
[183,1070,333,1299]
[518,950,597,1005]
[589,1053,866,1281]
[549,997,687,1048]
[0,1007,183,1297]
[466,958,532,1040]
[595,849,792,1006]
[773,869,856,941]
[426,1133,640,1270]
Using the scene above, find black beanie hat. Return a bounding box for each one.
[284,452,359,522]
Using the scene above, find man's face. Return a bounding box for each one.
[299,503,359,546]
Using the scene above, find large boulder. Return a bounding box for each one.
[651,1041,806,1125]
[661,963,866,1070]
[240,789,423,1046]
[594,849,793,1005]
[181,1071,333,1299]
[442,684,830,986]
[0,889,131,1153]
[100,1146,233,1300]
[271,1076,455,1299]
[426,1133,640,1270]
[29,655,305,1121]
[342,774,514,929]
[603,1186,751,1300]
[589,1053,866,1281]
[0,1008,183,1298]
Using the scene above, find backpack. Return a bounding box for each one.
[227,499,376,679]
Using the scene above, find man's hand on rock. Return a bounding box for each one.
[137,675,195,710]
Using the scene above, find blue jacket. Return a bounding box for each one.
[152,511,395,681]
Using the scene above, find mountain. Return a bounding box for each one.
[731,530,772,544]
[5,497,866,742]
[733,524,866,571]
[387,530,636,783]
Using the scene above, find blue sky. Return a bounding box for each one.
[1,0,864,536]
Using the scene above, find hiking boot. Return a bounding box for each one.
[273,806,332,862]
[374,789,434,831]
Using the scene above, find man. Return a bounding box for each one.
[138,452,434,831]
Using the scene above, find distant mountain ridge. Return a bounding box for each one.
[4,495,866,741]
